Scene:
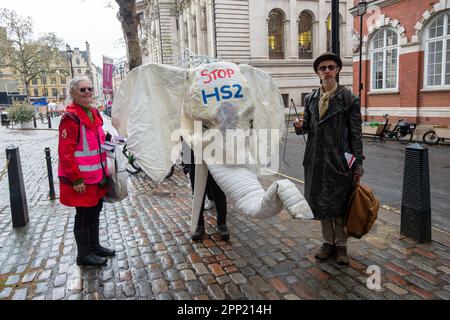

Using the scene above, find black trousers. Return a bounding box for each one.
[74,199,103,230]
[188,151,227,227]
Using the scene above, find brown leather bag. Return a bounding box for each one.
[345,183,380,238]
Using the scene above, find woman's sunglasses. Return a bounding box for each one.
[79,87,94,93]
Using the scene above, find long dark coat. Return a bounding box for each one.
[296,85,363,220]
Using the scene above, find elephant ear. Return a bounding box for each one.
[112,63,188,182]
[238,65,285,170]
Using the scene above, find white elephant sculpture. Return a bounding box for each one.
[112,61,313,233]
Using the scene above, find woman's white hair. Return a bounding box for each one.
[65,77,92,105]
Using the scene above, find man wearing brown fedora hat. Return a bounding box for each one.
[294,52,364,265]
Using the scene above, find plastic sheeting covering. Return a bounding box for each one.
[112,61,285,183]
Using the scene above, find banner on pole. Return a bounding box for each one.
[103,56,114,95]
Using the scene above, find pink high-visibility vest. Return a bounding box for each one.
[59,121,107,184]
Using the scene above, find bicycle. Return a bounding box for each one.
[378,114,416,145]
[122,144,176,178]
[422,128,450,145]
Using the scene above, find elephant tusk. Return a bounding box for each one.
[207,165,313,220]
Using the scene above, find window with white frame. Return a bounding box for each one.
[370,28,399,90]
[424,12,450,87]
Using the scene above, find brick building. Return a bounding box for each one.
[352,0,450,125]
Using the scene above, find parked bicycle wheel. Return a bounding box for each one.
[396,130,413,144]
[122,146,142,175]
[422,130,439,145]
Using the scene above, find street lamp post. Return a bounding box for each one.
[356,1,368,119]
[66,44,74,78]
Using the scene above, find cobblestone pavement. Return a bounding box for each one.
[0,125,449,301]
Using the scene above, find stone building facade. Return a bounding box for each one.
[136,0,355,108]
[352,0,450,125]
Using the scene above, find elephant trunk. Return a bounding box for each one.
[207,164,313,220]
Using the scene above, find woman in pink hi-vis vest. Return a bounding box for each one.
[58,78,115,267]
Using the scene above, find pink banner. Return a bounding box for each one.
[103,56,114,95]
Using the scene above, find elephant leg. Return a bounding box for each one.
[191,162,208,233]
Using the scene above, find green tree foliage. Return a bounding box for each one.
[0,8,69,97]
[8,100,35,124]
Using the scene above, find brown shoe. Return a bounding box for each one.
[315,243,335,260]
[336,246,350,265]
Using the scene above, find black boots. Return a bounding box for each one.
[191,225,205,241]
[74,228,107,267]
[89,221,116,257]
[217,224,230,241]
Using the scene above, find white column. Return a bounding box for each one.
[289,0,298,59]
[179,12,186,53]
[206,0,216,58]
[187,11,195,52]
[195,0,205,55]
[318,0,327,54]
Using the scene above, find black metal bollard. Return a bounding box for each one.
[33,116,37,128]
[45,147,56,200]
[47,114,52,129]
[6,146,29,228]
[400,143,431,243]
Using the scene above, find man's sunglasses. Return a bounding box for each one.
[318,64,338,72]
[79,87,94,93]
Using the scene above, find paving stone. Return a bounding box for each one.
[192,263,209,276]
[51,287,66,300]
[5,274,20,286]
[406,259,438,275]
[174,291,191,300]
[383,283,408,296]
[121,281,137,297]
[166,269,180,281]
[21,271,37,283]
[229,272,247,284]
[437,266,450,275]
[151,278,168,294]
[404,275,436,291]
[199,275,216,286]
[11,288,28,300]
[224,283,245,300]
[434,290,450,300]
[0,287,12,299]
[207,284,226,300]
[137,282,153,298]
[103,282,117,299]
[54,274,67,287]
[180,269,196,281]
[186,280,205,296]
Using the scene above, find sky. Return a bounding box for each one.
[0,0,126,67]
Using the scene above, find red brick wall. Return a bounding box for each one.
[353,0,450,125]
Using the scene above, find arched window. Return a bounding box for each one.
[326,14,344,52]
[424,12,450,87]
[268,9,284,59]
[298,12,312,59]
[370,28,399,90]
[326,15,332,52]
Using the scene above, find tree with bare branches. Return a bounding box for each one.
[0,8,68,98]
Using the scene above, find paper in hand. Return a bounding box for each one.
[345,152,356,168]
